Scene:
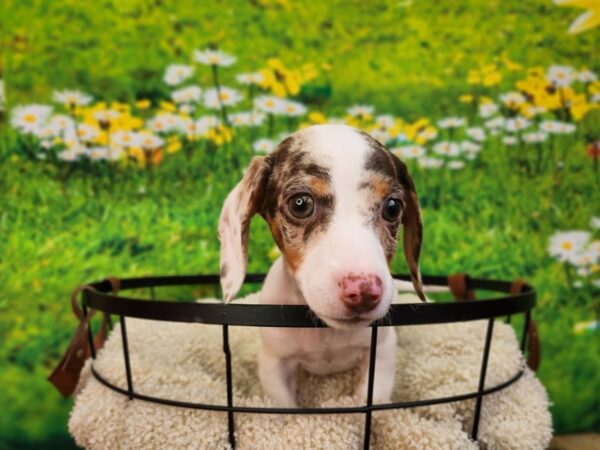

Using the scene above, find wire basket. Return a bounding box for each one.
[55,273,538,450]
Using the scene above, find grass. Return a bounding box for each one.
[1,0,599,447]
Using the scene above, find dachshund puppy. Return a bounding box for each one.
[218,124,424,407]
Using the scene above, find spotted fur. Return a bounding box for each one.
[218,124,424,303]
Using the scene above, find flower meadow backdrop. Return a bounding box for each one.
[1,0,599,448]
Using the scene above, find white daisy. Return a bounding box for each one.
[591,93,600,104]
[280,99,307,117]
[393,145,426,159]
[236,72,264,85]
[134,132,164,150]
[347,105,374,119]
[540,120,576,134]
[503,136,519,146]
[522,132,548,144]
[84,146,109,161]
[203,87,243,109]
[179,104,196,115]
[460,141,481,153]
[48,114,75,133]
[590,217,600,229]
[448,160,465,170]
[57,149,80,162]
[466,127,486,142]
[77,124,100,143]
[111,130,137,148]
[11,104,53,133]
[479,102,499,118]
[52,89,92,107]
[163,64,194,86]
[253,138,277,154]
[93,109,120,126]
[577,69,598,83]
[229,111,265,127]
[147,113,184,134]
[254,95,286,115]
[437,117,466,129]
[548,231,591,264]
[417,127,438,141]
[193,49,236,67]
[499,92,526,108]
[433,141,460,157]
[195,115,222,134]
[418,157,444,169]
[33,123,61,140]
[369,129,391,144]
[558,122,576,134]
[484,116,506,130]
[547,65,575,88]
[171,85,202,104]
[505,117,531,132]
[375,115,396,128]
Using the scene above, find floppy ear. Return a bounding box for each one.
[218,157,270,302]
[391,155,425,302]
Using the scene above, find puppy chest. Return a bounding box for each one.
[298,345,366,375]
[296,331,368,375]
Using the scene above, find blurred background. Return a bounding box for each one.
[1,0,599,448]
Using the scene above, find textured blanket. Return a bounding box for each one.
[69,293,552,449]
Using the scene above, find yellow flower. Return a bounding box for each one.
[570,94,593,120]
[502,56,523,72]
[136,99,151,110]
[459,94,474,103]
[166,136,182,154]
[205,125,233,146]
[259,58,309,97]
[308,111,327,124]
[483,71,502,86]
[268,245,282,261]
[467,70,481,85]
[160,101,177,112]
[554,0,600,34]
[128,147,146,166]
[589,80,600,94]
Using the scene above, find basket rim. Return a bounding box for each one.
[82,273,536,327]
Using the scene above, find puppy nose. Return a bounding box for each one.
[339,274,383,312]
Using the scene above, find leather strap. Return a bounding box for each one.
[448,273,476,301]
[510,280,541,372]
[48,279,119,397]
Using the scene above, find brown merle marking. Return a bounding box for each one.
[255,134,335,272]
[220,263,228,280]
[359,129,425,301]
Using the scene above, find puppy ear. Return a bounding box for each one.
[391,155,425,302]
[218,157,270,302]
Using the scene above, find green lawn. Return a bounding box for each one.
[1,0,599,447]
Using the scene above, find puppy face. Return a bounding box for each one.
[218,124,424,329]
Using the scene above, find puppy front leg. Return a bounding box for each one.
[354,328,397,403]
[258,347,298,407]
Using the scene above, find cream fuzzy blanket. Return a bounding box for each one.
[69,293,552,449]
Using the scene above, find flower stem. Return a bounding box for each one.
[211,65,229,126]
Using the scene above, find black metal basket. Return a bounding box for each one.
[74,273,536,450]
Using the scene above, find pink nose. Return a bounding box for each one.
[338,274,383,312]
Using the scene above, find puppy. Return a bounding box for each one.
[218,124,424,407]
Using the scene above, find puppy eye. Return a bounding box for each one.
[382,197,402,222]
[287,194,315,219]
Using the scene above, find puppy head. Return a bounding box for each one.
[218,124,424,328]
